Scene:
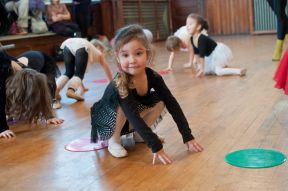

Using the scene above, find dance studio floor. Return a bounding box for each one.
[1,34,288,191]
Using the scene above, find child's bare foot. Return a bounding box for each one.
[240,68,247,76]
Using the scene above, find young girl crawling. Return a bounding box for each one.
[90,24,203,165]
[0,51,63,139]
[186,13,246,77]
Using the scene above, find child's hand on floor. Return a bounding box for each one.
[47,118,64,125]
[196,64,204,77]
[165,67,172,71]
[186,139,203,152]
[0,130,15,139]
[153,148,173,165]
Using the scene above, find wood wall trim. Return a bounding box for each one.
[170,0,253,35]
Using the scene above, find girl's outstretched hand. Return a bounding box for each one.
[47,118,64,125]
[186,140,204,152]
[153,149,173,165]
[0,130,15,139]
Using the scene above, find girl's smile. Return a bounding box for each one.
[117,39,149,76]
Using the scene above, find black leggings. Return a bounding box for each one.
[63,47,88,80]
[267,0,288,40]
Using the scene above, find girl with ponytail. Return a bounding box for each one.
[187,13,247,77]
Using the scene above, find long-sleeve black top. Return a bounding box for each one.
[100,67,194,153]
[191,34,217,58]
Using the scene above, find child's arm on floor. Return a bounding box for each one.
[193,55,199,67]
[99,54,113,81]
[151,69,203,151]
[196,57,205,77]
[166,51,175,70]
[119,95,172,165]
[184,46,195,68]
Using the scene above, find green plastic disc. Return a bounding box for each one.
[225,148,286,168]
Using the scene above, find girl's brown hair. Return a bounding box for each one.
[6,69,54,123]
[113,24,152,98]
[165,35,181,52]
[188,13,209,31]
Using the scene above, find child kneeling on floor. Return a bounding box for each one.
[90,24,203,165]
[187,13,247,77]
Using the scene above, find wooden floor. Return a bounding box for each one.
[1,35,288,191]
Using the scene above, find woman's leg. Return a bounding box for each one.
[66,48,88,101]
[267,0,288,60]
[215,65,246,76]
[16,0,29,32]
[267,0,288,40]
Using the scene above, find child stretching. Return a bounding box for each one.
[186,14,247,77]
[90,24,203,165]
[165,25,207,71]
[55,38,113,108]
[0,51,63,139]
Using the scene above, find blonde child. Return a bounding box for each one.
[55,38,113,109]
[90,24,203,165]
[165,25,208,71]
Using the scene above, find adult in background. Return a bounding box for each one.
[72,0,91,38]
[4,0,29,34]
[47,0,79,37]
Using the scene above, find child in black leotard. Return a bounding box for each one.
[186,14,247,77]
[90,24,203,165]
[0,50,63,139]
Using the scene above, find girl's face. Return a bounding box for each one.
[117,39,148,76]
[186,17,200,35]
